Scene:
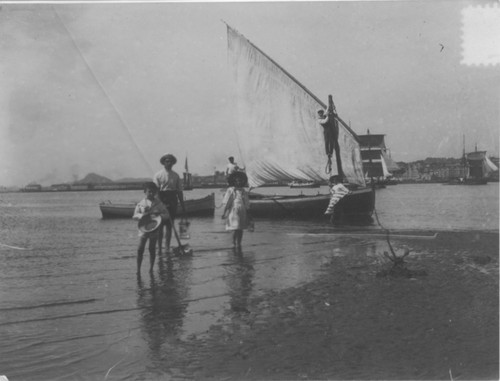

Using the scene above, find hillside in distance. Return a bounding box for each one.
[74,173,154,184]
[73,173,153,184]
[74,173,113,184]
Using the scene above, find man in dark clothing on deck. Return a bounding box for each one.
[226,156,244,179]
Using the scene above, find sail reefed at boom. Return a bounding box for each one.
[227,26,365,188]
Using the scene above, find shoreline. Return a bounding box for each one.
[166,230,499,380]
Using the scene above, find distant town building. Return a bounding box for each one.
[51,184,71,191]
[23,183,42,192]
[191,170,227,187]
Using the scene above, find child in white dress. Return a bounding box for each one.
[222,171,251,248]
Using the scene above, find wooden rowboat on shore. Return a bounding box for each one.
[99,193,215,219]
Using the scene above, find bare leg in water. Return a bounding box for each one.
[148,236,157,272]
[137,234,157,273]
[137,236,147,274]
[164,220,172,252]
[158,224,163,254]
[233,229,243,248]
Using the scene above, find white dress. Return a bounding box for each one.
[222,187,250,230]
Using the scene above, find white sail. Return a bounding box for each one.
[467,150,498,178]
[227,26,365,188]
[380,155,392,178]
[484,156,498,174]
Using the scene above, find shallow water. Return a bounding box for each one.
[0,183,497,380]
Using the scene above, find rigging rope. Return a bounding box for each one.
[372,201,398,257]
[52,7,154,174]
[325,155,333,175]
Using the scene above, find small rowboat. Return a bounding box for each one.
[99,193,215,219]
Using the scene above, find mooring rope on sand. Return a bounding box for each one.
[372,204,399,256]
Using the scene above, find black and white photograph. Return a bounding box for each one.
[0,1,498,380]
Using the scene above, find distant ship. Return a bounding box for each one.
[358,130,401,187]
[464,150,498,184]
[444,138,498,185]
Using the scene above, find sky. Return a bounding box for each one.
[0,0,498,187]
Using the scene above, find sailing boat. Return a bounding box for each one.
[183,156,193,190]
[358,130,400,187]
[226,25,375,220]
[464,147,498,185]
[445,136,498,185]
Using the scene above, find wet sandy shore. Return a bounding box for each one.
[165,230,499,380]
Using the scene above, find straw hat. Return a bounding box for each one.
[138,214,162,233]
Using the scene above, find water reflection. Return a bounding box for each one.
[136,254,193,363]
[226,248,255,314]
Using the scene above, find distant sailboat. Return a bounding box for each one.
[445,137,498,185]
[225,24,375,220]
[465,149,498,185]
[358,130,400,187]
[183,156,193,190]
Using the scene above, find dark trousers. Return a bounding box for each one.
[158,191,178,220]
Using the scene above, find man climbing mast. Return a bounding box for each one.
[317,94,344,179]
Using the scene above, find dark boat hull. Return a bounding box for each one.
[99,193,215,219]
[249,187,375,219]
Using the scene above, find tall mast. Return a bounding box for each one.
[462,135,467,179]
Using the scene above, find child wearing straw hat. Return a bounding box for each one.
[133,182,170,274]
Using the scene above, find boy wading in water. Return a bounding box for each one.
[222,171,251,248]
[133,182,170,274]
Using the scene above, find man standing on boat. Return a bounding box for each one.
[153,153,186,254]
[226,156,244,178]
